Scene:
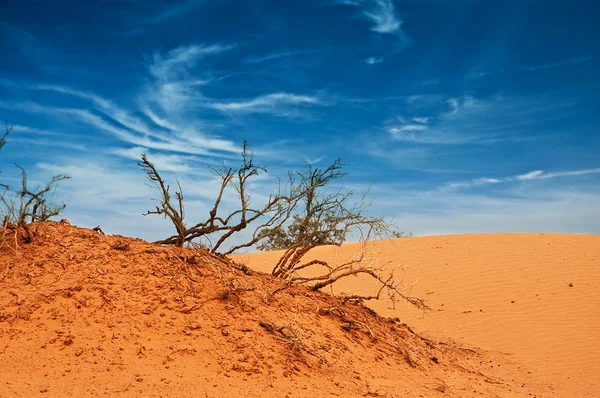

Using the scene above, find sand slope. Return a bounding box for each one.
[241,233,600,397]
[0,222,557,397]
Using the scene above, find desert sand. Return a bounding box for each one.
[1,222,598,397]
[241,233,600,397]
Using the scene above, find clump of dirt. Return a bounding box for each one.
[0,221,532,397]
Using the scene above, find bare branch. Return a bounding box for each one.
[260,159,424,309]
[138,153,187,247]
[12,164,70,225]
[0,123,70,243]
[139,141,301,253]
[0,122,12,152]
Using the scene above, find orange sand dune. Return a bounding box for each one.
[3,223,561,398]
[240,233,600,397]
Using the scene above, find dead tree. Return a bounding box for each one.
[265,160,426,309]
[138,154,187,247]
[270,159,386,278]
[11,165,70,226]
[1,123,70,241]
[1,165,70,236]
[139,141,300,252]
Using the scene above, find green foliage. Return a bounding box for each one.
[257,213,346,251]
[391,230,413,238]
[261,159,387,254]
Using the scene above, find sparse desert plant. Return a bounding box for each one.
[139,141,300,252]
[263,160,425,308]
[0,123,70,242]
[267,159,386,278]
[1,165,70,226]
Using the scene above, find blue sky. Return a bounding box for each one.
[1,0,599,243]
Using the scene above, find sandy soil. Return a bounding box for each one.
[1,222,597,397]
[240,233,600,397]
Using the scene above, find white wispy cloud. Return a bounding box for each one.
[443,177,502,191]
[386,124,437,142]
[515,168,600,180]
[121,0,207,35]
[32,44,243,157]
[385,118,472,144]
[148,44,233,82]
[304,155,326,165]
[363,0,402,34]
[145,0,206,24]
[30,84,112,108]
[447,98,460,115]
[334,0,411,49]
[0,97,240,157]
[365,56,383,64]
[141,106,179,130]
[30,84,169,141]
[142,44,313,128]
[244,51,295,64]
[207,93,323,116]
[382,93,578,146]
[142,44,233,120]
[515,170,544,181]
[2,41,316,164]
[388,125,427,133]
[443,168,600,191]
[66,106,240,156]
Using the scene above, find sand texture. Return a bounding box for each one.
[1,222,598,397]
[241,233,600,397]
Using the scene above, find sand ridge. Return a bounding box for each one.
[0,222,552,397]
